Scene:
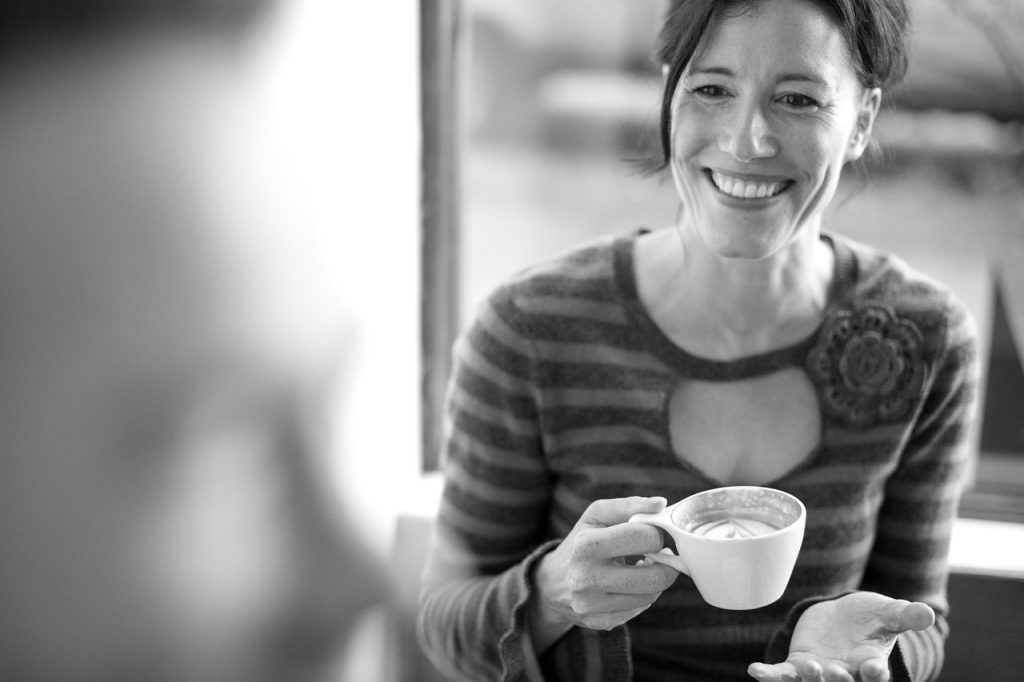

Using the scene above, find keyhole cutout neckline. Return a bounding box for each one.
[613,229,858,486]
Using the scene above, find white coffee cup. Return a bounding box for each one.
[628,486,805,610]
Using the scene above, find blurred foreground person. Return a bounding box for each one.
[0,2,385,680]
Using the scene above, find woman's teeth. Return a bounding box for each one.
[710,170,786,199]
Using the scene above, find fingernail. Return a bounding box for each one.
[644,496,667,505]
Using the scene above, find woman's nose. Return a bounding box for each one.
[718,104,778,162]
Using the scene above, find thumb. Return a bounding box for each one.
[582,496,667,528]
[897,601,935,632]
[883,600,935,634]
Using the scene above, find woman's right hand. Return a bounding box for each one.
[528,496,679,651]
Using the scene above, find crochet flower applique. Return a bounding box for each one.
[806,303,927,428]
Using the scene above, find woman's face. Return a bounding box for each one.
[669,0,880,260]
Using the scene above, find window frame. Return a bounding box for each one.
[420,0,464,472]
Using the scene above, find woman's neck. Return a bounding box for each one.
[635,225,834,360]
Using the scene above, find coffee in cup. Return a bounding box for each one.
[629,486,805,610]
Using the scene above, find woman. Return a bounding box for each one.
[419,0,978,679]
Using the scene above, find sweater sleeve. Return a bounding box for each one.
[417,289,556,681]
[860,297,980,681]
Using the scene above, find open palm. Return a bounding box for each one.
[748,592,935,682]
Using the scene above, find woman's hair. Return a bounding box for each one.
[651,0,910,171]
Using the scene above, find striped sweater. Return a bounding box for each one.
[419,229,979,681]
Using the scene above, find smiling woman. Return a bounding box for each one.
[661,0,884,265]
[418,0,981,680]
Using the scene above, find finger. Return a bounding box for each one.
[643,548,688,573]
[747,661,799,682]
[583,496,666,528]
[613,604,651,626]
[581,591,658,614]
[583,604,650,631]
[602,563,678,595]
[596,520,670,557]
[822,662,853,682]
[571,526,664,567]
[794,658,825,682]
[859,658,890,682]
[877,599,934,636]
[580,611,621,631]
[897,601,935,632]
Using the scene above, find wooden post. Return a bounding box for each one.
[420,0,463,471]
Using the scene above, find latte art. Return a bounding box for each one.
[691,516,781,539]
[629,486,806,609]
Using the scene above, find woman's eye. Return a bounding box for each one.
[778,93,819,109]
[693,85,729,98]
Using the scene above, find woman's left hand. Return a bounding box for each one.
[747,592,935,682]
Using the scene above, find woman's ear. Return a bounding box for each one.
[846,87,882,162]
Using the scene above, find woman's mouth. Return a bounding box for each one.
[707,170,790,200]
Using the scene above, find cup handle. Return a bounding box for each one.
[628,508,690,575]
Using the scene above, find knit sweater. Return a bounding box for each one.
[418,229,979,681]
